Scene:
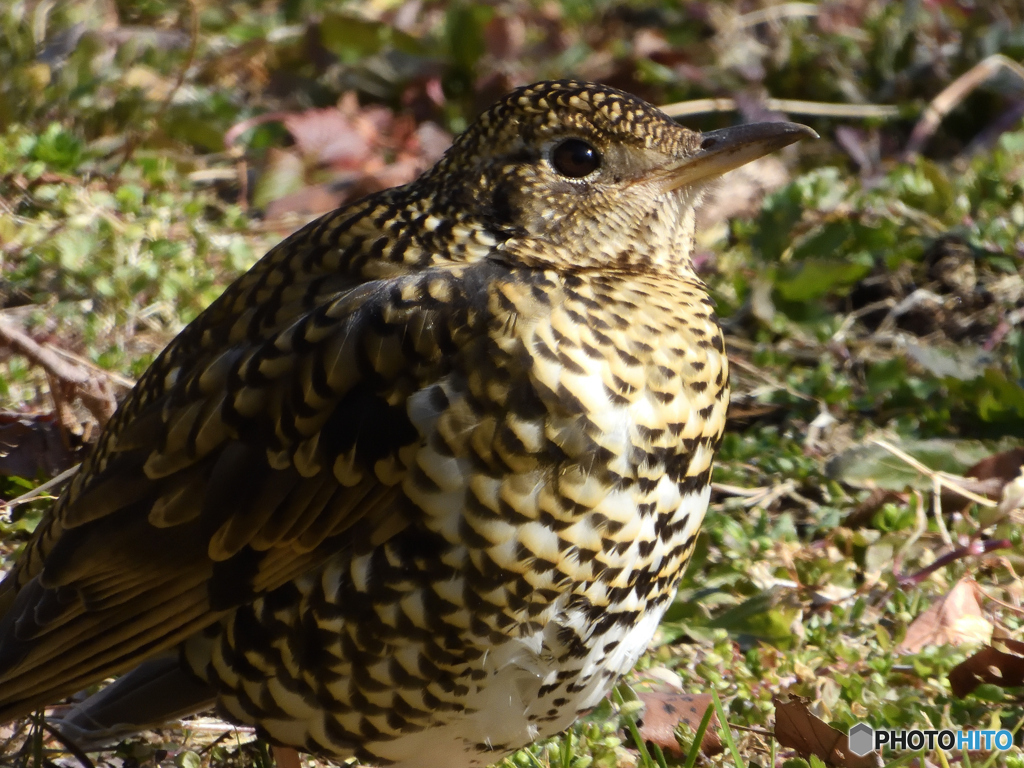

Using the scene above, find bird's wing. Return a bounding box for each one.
[0,200,485,720]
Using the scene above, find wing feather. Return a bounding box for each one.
[0,202,481,721]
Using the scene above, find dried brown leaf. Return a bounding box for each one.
[773,694,880,768]
[483,15,526,60]
[636,691,722,757]
[949,638,1024,698]
[271,746,302,768]
[263,183,348,227]
[0,412,77,478]
[897,578,992,654]
[945,448,1024,514]
[282,105,373,168]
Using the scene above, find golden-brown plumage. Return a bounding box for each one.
[0,80,812,767]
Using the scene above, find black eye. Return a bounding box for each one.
[551,138,601,178]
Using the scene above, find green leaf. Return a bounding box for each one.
[791,220,852,262]
[445,3,494,74]
[707,590,797,644]
[775,258,871,301]
[30,123,84,171]
[975,368,1024,421]
[55,229,96,272]
[320,13,388,63]
[827,438,1023,491]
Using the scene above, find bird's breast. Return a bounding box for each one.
[404,267,729,622]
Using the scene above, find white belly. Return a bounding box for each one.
[369,604,668,768]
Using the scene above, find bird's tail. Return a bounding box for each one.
[53,656,216,747]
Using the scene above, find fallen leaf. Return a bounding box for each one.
[249,95,452,222]
[949,638,1024,698]
[282,104,373,168]
[482,14,526,60]
[773,694,880,768]
[944,447,1024,515]
[897,578,992,654]
[0,412,77,478]
[636,691,722,757]
[263,183,348,228]
[271,746,302,768]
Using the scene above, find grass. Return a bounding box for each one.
[3,0,1024,766]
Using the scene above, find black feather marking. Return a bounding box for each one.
[319,382,420,468]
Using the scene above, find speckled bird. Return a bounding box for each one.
[0,81,812,767]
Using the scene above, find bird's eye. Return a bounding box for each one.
[550,138,601,178]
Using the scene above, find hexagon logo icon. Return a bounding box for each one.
[848,723,874,756]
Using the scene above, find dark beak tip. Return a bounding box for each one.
[699,121,819,152]
[774,122,819,149]
[755,121,820,146]
[793,123,820,141]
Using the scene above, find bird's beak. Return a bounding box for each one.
[657,122,818,191]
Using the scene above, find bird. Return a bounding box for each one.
[0,80,813,768]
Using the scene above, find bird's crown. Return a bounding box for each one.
[442,79,700,166]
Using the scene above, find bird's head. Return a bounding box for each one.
[419,80,815,274]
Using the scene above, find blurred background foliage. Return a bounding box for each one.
[2,0,1024,766]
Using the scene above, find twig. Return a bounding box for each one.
[897,538,1012,587]
[39,720,95,768]
[870,439,999,508]
[44,345,136,390]
[829,298,896,343]
[661,97,899,120]
[931,473,953,548]
[0,464,78,516]
[727,723,776,737]
[725,353,815,402]
[711,482,767,497]
[182,717,256,737]
[236,155,250,209]
[894,490,928,577]
[194,728,239,755]
[0,319,117,426]
[712,480,796,508]
[904,53,1024,159]
[975,584,1024,616]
